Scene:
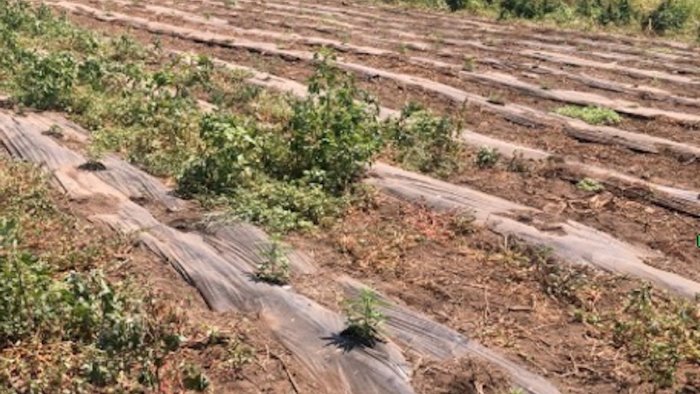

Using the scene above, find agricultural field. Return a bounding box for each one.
[0,0,699,393]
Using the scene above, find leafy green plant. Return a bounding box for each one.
[0,217,55,345]
[385,103,462,177]
[554,105,621,125]
[286,51,382,194]
[499,0,565,19]
[530,246,588,305]
[255,238,291,285]
[642,0,691,34]
[475,147,500,168]
[179,52,383,233]
[342,289,386,346]
[576,177,604,192]
[16,52,77,110]
[462,55,476,71]
[0,216,182,390]
[450,211,476,235]
[486,92,506,105]
[182,364,210,391]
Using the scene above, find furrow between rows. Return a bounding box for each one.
[197,0,700,87]
[53,1,700,165]
[246,0,700,58]
[131,0,700,122]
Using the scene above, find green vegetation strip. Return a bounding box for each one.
[554,105,622,125]
[381,0,700,38]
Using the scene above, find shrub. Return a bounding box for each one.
[575,0,637,25]
[182,364,210,391]
[180,52,381,232]
[599,0,636,25]
[385,103,462,177]
[445,0,466,11]
[16,52,77,110]
[642,0,691,34]
[499,0,565,19]
[286,51,383,194]
[554,105,621,125]
[475,147,500,168]
[178,114,263,196]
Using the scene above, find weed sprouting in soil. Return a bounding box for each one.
[450,210,477,235]
[342,289,387,347]
[490,235,700,389]
[555,105,622,125]
[385,102,463,178]
[462,55,476,71]
[576,177,605,192]
[182,364,210,391]
[255,237,291,285]
[613,285,700,388]
[643,0,693,34]
[475,147,501,168]
[42,124,64,139]
[486,92,506,105]
[507,151,529,173]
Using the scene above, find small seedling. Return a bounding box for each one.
[475,147,500,168]
[462,56,476,72]
[507,151,528,173]
[450,211,476,235]
[486,93,506,105]
[42,124,64,139]
[576,178,604,193]
[182,364,210,391]
[342,289,386,347]
[254,238,290,285]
